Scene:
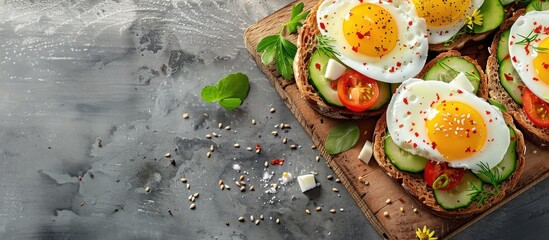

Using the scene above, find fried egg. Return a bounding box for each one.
[386,74,510,173]
[411,0,484,44]
[509,10,549,102]
[316,0,428,83]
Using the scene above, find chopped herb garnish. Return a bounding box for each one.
[467,162,501,205]
[516,29,548,53]
[317,34,339,57]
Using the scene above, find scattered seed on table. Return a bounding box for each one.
[256,148,261,154]
[218,123,223,129]
[207,151,212,158]
[235,181,241,187]
[252,119,256,125]
[315,156,320,162]
[327,175,334,180]
[220,185,225,190]
[188,195,192,200]
[164,152,171,158]
[413,208,418,213]
[264,161,269,168]
[272,183,278,189]
[340,208,344,212]
[383,211,389,217]
[225,126,231,130]
[533,150,538,154]
[246,147,252,151]
[224,185,231,190]
[271,131,278,136]
[212,132,218,137]
[180,178,187,183]
[400,207,404,212]
[218,180,224,186]
[335,178,341,183]
[249,186,255,191]
[239,175,245,181]
[186,184,190,189]
[282,124,290,129]
[329,209,336,213]
[255,220,260,225]
[276,218,280,224]
[238,216,245,222]
[193,193,199,198]
[240,181,246,186]
[269,108,275,113]
[386,199,391,204]
[315,207,321,211]
[240,186,246,192]
[311,144,317,149]
[332,188,339,192]
[182,113,189,119]
[205,134,212,139]
[305,209,311,214]
[145,187,151,193]
[210,145,215,152]
[358,176,364,183]
[190,204,196,210]
[282,137,287,144]
[364,181,369,186]
[260,215,264,220]
[190,196,195,202]
[234,143,240,148]
[290,144,296,149]
[250,215,255,221]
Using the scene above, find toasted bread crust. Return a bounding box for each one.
[485,9,549,148]
[293,2,386,119]
[417,50,489,100]
[373,112,526,218]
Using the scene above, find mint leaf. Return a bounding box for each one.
[325,123,360,155]
[201,86,219,102]
[201,72,250,110]
[219,98,242,110]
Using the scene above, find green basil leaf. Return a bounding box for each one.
[257,35,279,52]
[290,2,304,20]
[261,44,277,65]
[325,122,360,155]
[201,86,219,102]
[219,98,242,110]
[215,72,250,101]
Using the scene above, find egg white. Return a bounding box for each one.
[386,77,510,173]
[509,10,549,103]
[316,0,428,83]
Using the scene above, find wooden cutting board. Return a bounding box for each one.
[244,1,549,239]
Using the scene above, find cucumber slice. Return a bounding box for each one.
[500,0,515,6]
[434,172,483,210]
[499,59,524,105]
[308,50,344,107]
[473,0,505,34]
[488,98,507,112]
[526,0,549,12]
[369,81,391,110]
[476,126,517,184]
[423,56,481,94]
[384,132,429,173]
[496,29,511,63]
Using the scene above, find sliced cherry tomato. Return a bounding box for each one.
[522,88,549,127]
[337,70,379,112]
[424,161,465,191]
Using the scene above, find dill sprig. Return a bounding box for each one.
[467,162,501,205]
[516,29,548,53]
[532,1,543,11]
[443,27,467,46]
[317,34,339,57]
[437,61,481,81]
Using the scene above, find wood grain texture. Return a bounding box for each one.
[244,1,549,239]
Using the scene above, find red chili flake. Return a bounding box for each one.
[320,22,326,30]
[407,111,411,115]
[397,62,402,67]
[256,144,261,151]
[403,97,409,105]
[472,129,478,134]
[356,31,370,39]
[315,63,321,70]
[414,132,419,137]
[504,73,514,81]
[544,26,549,35]
[511,136,516,141]
[457,89,463,94]
[518,85,525,91]
[512,56,517,63]
[271,159,284,165]
[412,122,415,126]
[436,93,440,101]
[330,81,337,89]
[533,77,539,81]
[486,110,491,115]
[389,66,395,73]
[413,143,417,148]
[510,41,514,46]
[489,119,493,123]
[431,142,437,150]
[352,46,359,52]
[399,124,404,128]
[534,25,542,34]
[465,147,471,153]
[543,62,549,69]
[455,107,459,111]
[408,21,413,26]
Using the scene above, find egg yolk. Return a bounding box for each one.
[533,37,549,85]
[342,3,397,58]
[425,101,487,160]
[412,0,471,27]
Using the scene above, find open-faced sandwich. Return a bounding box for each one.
[486,6,549,147]
[294,0,512,119]
[372,73,526,217]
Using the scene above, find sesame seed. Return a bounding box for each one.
[164,152,171,158]
[413,208,418,213]
[234,143,240,148]
[240,181,246,186]
[329,209,336,213]
[240,175,245,181]
[311,145,317,149]
[190,196,195,202]
[327,175,334,180]
[220,185,225,190]
[332,187,339,192]
[193,193,199,198]
[218,180,224,186]
[270,108,275,113]
[250,215,255,221]
[212,132,218,137]
[260,215,264,220]
[218,123,223,129]
[186,184,190,189]
[383,211,389,217]
[225,126,231,130]
[276,218,280,224]
[264,161,269,168]
[533,150,538,154]
[255,220,260,225]
[235,181,241,187]
[210,145,215,152]
[290,144,297,149]
[238,217,245,222]
[315,207,322,211]
[315,156,320,162]
[305,209,311,214]
[189,204,196,210]
[335,178,341,183]
[249,186,255,191]
[224,185,230,190]
[358,176,364,183]
[205,134,212,139]
[145,186,151,193]
[246,147,252,151]
[283,124,291,129]
[271,131,278,136]
[182,113,189,119]
[252,119,256,125]
[282,137,287,144]
[180,178,187,183]
[207,151,212,158]
[364,181,369,186]
[240,186,246,192]
[400,207,404,212]
[386,199,391,204]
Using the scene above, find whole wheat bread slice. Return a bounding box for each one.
[485,9,549,148]
[294,1,494,119]
[373,112,526,218]
[417,50,489,99]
